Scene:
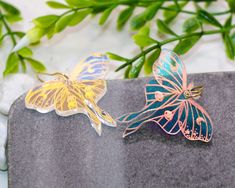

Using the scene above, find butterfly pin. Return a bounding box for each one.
[25,54,116,136]
[118,49,213,142]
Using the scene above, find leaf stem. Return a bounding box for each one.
[158,7,231,16]
[56,0,231,20]
[0,12,17,45]
[0,31,23,43]
[0,11,27,71]
[116,24,235,71]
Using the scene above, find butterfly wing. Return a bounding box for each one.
[25,81,65,113]
[119,49,187,123]
[118,49,187,122]
[70,54,108,102]
[180,99,213,142]
[53,82,86,116]
[77,80,107,103]
[153,49,187,92]
[123,98,185,137]
[118,79,178,123]
[70,53,109,80]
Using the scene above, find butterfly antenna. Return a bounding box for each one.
[36,73,45,82]
[36,72,69,82]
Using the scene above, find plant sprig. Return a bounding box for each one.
[9,0,235,78]
[0,1,45,77]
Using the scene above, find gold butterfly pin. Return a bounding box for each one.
[25,54,116,135]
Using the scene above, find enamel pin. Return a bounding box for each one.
[25,54,116,136]
[118,49,213,142]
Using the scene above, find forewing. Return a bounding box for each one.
[153,49,187,92]
[70,53,109,80]
[25,81,65,113]
[180,99,213,142]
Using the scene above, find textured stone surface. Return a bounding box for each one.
[8,72,235,188]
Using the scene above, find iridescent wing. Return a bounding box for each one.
[53,84,85,116]
[25,81,65,113]
[25,80,86,116]
[119,49,187,123]
[153,49,187,92]
[52,87,103,133]
[180,99,213,142]
[70,53,109,102]
[70,53,109,80]
[86,106,102,136]
[74,80,106,103]
[123,96,213,142]
[118,79,178,123]
[122,95,185,137]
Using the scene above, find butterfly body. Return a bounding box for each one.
[25,54,116,136]
[118,49,213,142]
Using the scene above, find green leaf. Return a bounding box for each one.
[183,17,200,33]
[68,9,91,26]
[45,25,55,39]
[21,60,27,72]
[129,56,145,78]
[224,16,232,28]
[99,5,116,25]
[197,9,222,27]
[65,0,94,7]
[223,34,235,60]
[0,1,20,15]
[0,22,2,38]
[205,1,213,8]
[33,15,59,28]
[124,65,132,78]
[46,1,69,9]
[3,53,19,76]
[174,35,201,55]
[133,35,157,47]
[13,31,25,38]
[117,6,134,31]
[4,14,22,23]
[130,14,146,30]
[92,6,107,15]
[157,19,177,36]
[226,0,235,12]
[163,2,188,23]
[26,58,46,72]
[18,47,33,58]
[138,25,150,36]
[130,2,163,30]
[231,32,235,49]
[132,25,157,48]
[144,2,163,20]
[144,48,161,75]
[65,0,79,6]
[55,14,74,32]
[27,27,47,43]
[106,52,128,62]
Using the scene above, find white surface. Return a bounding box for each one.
[0,0,234,187]
[0,123,7,171]
[0,171,7,188]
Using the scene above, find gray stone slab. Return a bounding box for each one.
[7,72,235,188]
